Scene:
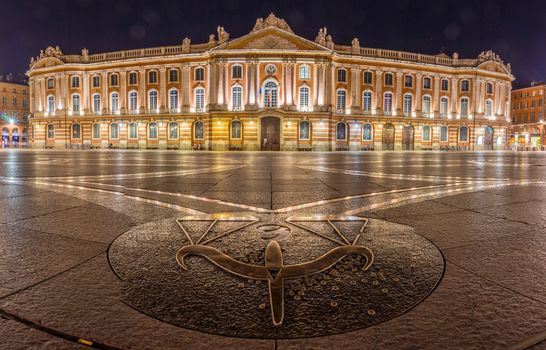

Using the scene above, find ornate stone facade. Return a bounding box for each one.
[27,13,514,150]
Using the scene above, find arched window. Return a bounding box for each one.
[110,74,118,86]
[148,70,158,84]
[110,92,119,113]
[92,124,101,139]
[72,123,81,139]
[461,80,470,92]
[148,122,158,139]
[194,121,204,139]
[441,79,449,91]
[92,75,100,87]
[169,69,178,82]
[336,122,347,141]
[422,95,431,116]
[231,120,242,139]
[422,125,431,141]
[337,68,347,83]
[22,128,28,141]
[299,86,310,110]
[383,92,393,115]
[195,88,205,111]
[363,91,372,113]
[195,67,205,81]
[169,122,179,139]
[72,94,80,113]
[460,97,469,116]
[486,82,493,94]
[169,89,179,112]
[384,73,393,86]
[47,124,55,139]
[404,75,413,88]
[128,91,138,113]
[110,123,119,139]
[440,126,448,142]
[232,65,242,79]
[128,122,138,139]
[299,65,310,80]
[71,76,80,88]
[47,95,55,114]
[459,126,468,142]
[423,77,432,89]
[148,90,158,112]
[299,120,310,140]
[263,81,278,108]
[47,78,54,89]
[485,99,493,118]
[403,94,413,115]
[92,94,101,114]
[336,89,346,113]
[128,72,137,85]
[440,96,449,117]
[232,85,242,111]
[363,71,372,84]
[362,123,373,141]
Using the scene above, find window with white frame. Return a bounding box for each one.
[47,78,54,89]
[362,123,373,141]
[231,120,242,139]
[92,94,101,113]
[47,95,55,114]
[459,126,468,141]
[110,92,119,113]
[337,68,347,83]
[169,122,179,139]
[486,83,493,94]
[110,74,118,86]
[92,123,100,139]
[422,95,431,116]
[72,94,80,112]
[128,122,138,139]
[47,124,55,138]
[194,121,204,139]
[299,120,310,140]
[362,91,372,113]
[92,76,100,87]
[299,65,310,80]
[336,122,347,140]
[232,65,242,79]
[232,85,242,111]
[460,97,469,116]
[148,90,158,111]
[148,71,158,84]
[195,88,205,111]
[128,91,138,113]
[423,77,432,89]
[440,96,449,116]
[128,72,137,85]
[363,71,372,84]
[195,67,205,81]
[72,124,81,139]
[169,69,178,82]
[403,94,413,115]
[461,80,470,92]
[422,125,431,141]
[440,126,448,142]
[404,75,413,88]
[336,89,346,112]
[110,123,119,139]
[263,81,278,108]
[384,73,393,86]
[485,99,493,117]
[169,89,179,111]
[299,86,310,110]
[148,122,158,139]
[384,92,393,114]
[71,76,80,88]
[441,79,449,91]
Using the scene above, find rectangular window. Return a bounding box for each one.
[169,69,178,82]
[441,79,449,91]
[363,92,372,112]
[440,127,448,142]
[110,74,118,86]
[440,97,448,116]
[129,123,138,139]
[336,90,346,112]
[384,74,393,86]
[299,121,310,140]
[337,69,347,83]
[71,76,80,88]
[383,93,392,114]
[129,73,137,85]
[232,65,243,79]
[363,71,372,84]
[93,124,101,139]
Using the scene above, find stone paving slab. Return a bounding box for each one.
[0,192,88,223]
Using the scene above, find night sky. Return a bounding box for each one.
[1,0,545,85]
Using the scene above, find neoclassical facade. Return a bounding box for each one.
[27,13,514,151]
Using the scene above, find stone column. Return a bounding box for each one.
[82,73,90,114]
[217,60,224,107]
[139,69,146,113]
[350,66,361,113]
[159,67,167,113]
[395,72,403,116]
[40,78,46,113]
[450,78,458,115]
[471,78,478,117]
[101,72,109,114]
[374,70,383,114]
[494,82,502,116]
[246,60,255,107]
[181,64,190,112]
[433,75,440,118]
[120,71,127,114]
[415,73,422,114]
[55,75,61,111]
[29,78,35,114]
[313,63,318,107]
[317,62,325,107]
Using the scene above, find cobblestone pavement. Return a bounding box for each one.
[0,150,545,350]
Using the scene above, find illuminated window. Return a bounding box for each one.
[384,73,393,86]
[422,125,431,141]
[460,97,469,116]
[47,124,55,138]
[169,122,179,139]
[148,71,158,84]
[362,123,373,141]
[92,123,100,139]
[337,68,347,83]
[363,71,372,84]
[299,121,310,140]
[383,92,393,114]
[263,81,278,108]
[403,94,413,115]
[485,99,493,117]
[195,67,205,81]
[440,97,449,116]
[148,90,158,111]
[336,89,346,113]
[72,124,81,139]
[363,91,372,112]
[47,95,55,114]
[110,74,118,86]
[459,126,468,142]
[47,78,54,89]
[422,95,431,116]
[169,89,179,111]
[440,126,448,142]
[441,79,449,91]
[195,88,205,111]
[92,94,101,113]
[231,120,242,139]
[336,122,347,141]
[110,123,119,139]
[232,85,242,111]
[423,77,432,89]
[404,75,413,88]
[128,91,138,113]
[299,86,310,109]
[148,122,158,139]
[92,76,100,87]
[128,122,138,139]
[110,92,119,113]
[194,121,204,139]
[461,80,470,92]
[299,65,310,80]
[128,72,137,85]
[169,69,178,82]
[232,65,242,79]
[72,94,80,112]
[71,76,80,88]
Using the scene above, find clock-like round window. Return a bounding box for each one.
[265,64,277,75]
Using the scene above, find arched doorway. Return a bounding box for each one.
[402,125,414,150]
[484,126,494,150]
[1,127,9,147]
[261,116,280,151]
[12,128,20,146]
[382,123,395,150]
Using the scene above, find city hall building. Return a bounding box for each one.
[27,13,514,151]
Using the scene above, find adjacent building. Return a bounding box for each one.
[27,13,514,151]
[1,80,30,147]
[510,83,545,150]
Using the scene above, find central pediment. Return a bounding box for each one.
[215,27,330,52]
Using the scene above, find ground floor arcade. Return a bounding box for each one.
[509,123,546,151]
[29,113,509,151]
[1,123,29,148]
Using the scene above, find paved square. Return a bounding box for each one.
[0,150,545,349]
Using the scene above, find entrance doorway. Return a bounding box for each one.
[261,117,280,151]
[484,126,494,150]
[382,123,394,150]
[402,125,414,150]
